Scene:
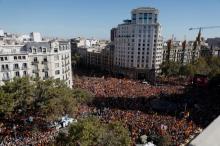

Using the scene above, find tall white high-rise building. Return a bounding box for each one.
[113,7,163,79]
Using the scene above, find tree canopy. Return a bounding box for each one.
[55,117,131,146]
[0,77,92,121]
[161,57,220,78]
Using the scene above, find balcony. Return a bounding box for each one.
[43,76,49,80]
[22,66,28,70]
[41,60,48,64]
[44,67,49,71]
[13,67,20,71]
[32,69,39,73]
[32,60,39,65]
[2,77,10,81]
[1,68,10,72]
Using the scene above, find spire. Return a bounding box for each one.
[182,40,186,49]
[196,28,202,44]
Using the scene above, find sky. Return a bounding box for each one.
[0,0,220,40]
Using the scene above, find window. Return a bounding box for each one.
[15,71,20,77]
[0,57,4,61]
[55,70,60,75]
[45,71,49,77]
[14,64,19,69]
[144,13,148,19]
[23,71,27,76]
[18,56,21,59]
[54,48,58,52]
[22,56,26,59]
[4,57,7,61]
[34,57,38,62]
[3,72,9,79]
[132,14,136,20]
[5,64,9,70]
[39,47,42,52]
[23,63,27,69]
[33,48,37,54]
[43,57,47,62]
[43,48,46,53]
[1,65,4,70]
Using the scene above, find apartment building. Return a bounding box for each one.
[0,40,73,88]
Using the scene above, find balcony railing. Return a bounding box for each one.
[32,69,39,73]
[2,77,10,81]
[32,60,39,65]
[1,68,10,72]
[22,66,28,70]
[44,67,49,71]
[43,76,49,80]
[41,60,48,64]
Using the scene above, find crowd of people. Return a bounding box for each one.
[74,76,220,145]
[73,77,202,145]
[0,115,58,146]
[73,77,185,98]
[100,109,199,145]
[75,104,201,146]
[1,130,57,146]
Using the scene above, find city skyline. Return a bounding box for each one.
[0,0,220,40]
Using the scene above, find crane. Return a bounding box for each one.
[189,26,220,31]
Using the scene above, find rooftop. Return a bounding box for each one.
[132,7,159,14]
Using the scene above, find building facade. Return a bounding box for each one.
[0,40,72,88]
[30,32,42,42]
[0,45,29,83]
[85,45,114,72]
[162,40,197,64]
[206,38,220,57]
[113,7,163,80]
